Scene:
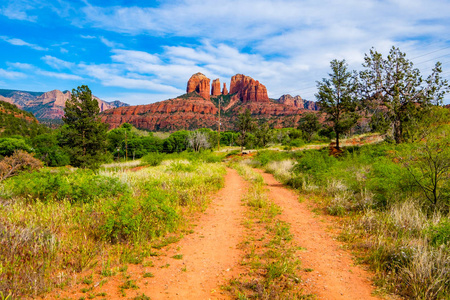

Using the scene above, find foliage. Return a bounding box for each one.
[254,122,271,148]
[32,133,70,167]
[236,109,255,152]
[0,137,32,157]
[4,169,129,203]
[59,85,108,169]
[298,112,321,141]
[142,152,166,166]
[360,46,449,143]
[316,59,359,149]
[403,136,450,211]
[100,191,179,243]
[0,100,49,138]
[162,130,189,153]
[0,150,43,182]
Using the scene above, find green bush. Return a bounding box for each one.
[5,170,129,203]
[142,152,166,166]
[100,190,179,243]
[428,219,450,247]
[255,150,293,166]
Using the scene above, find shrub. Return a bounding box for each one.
[4,169,129,203]
[99,191,179,243]
[0,150,43,182]
[142,152,166,166]
[427,218,450,247]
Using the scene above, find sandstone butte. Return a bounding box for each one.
[222,83,228,95]
[187,72,211,100]
[230,74,270,103]
[101,73,320,131]
[211,79,221,96]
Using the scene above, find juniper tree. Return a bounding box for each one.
[359,46,449,143]
[316,59,359,149]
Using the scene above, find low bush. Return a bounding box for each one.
[99,190,179,243]
[4,169,129,203]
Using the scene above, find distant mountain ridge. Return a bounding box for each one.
[0,89,129,120]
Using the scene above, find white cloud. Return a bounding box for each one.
[42,55,75,70]
[0,0,37,22]
[0,69,26,79]
[37,70,83,80]
[99,36,124,48]
[0,36,47,51]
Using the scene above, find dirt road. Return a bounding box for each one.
[257,169,379,300]
[44,167,379,300]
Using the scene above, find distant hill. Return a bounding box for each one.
[0,89,129,120]
[0,100,49,137]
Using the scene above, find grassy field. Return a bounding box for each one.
[0,153,226,298]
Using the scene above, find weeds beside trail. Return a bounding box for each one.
[0,156,225,298]
[254,128,450,300]
[227,161,312,299]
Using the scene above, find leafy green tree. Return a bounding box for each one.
[236,109,255,152]
[298,113,321,141]
[59,85,108,169]
[360,46,449,143]
[32,133,70,166]
[316,59,359,149]
[0,137,32,157]
[163,130,189,153]
[254,123,271,148]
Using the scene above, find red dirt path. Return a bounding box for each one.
[257,169,379,300]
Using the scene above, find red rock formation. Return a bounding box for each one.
[229,74,269,103]
[222,83,228,95]
[101,95,219,131]
[278,94,319,110]
[211,78,221,96]
[186,72,211,100]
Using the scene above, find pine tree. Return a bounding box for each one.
[236,109,255,153]
[316,59,359,149]
[359,46,449,143]
[60,85,108,169]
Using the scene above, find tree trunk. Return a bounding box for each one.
[335,131,340,149]
[393,118,403,144]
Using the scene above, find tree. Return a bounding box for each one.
[298,113,321,141]
[316,59,359,149]
[0,137,32,157]
[60,85,108,169]
[236,109,255,152]
[187,131,210,152]
[403,135,450,212]
[254,123,271,148]
[360,46,449,143]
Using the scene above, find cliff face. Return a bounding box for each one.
[186,73,211,100]
[229,74,269,103]
[101,95,219,131]
[277,94,319,111]
[0,89,128,119]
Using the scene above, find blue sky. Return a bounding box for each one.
[1,0,450,105]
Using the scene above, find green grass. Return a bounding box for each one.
[227,161,308,299]
[0,157,226,298]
